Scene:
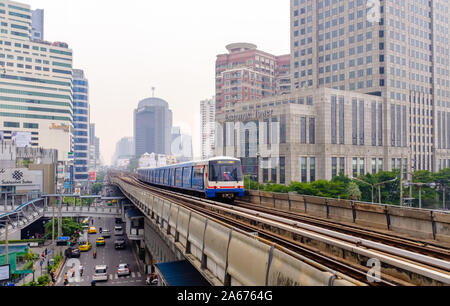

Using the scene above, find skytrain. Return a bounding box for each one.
[137,157,245,201]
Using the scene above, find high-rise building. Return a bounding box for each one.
[171,126,192,162]
[31,9,44,41]
[0,0,74,162]
[134,97,172,157]
[290,0,450,171]
[113,137,134,166]
[72,69,89,182]
[215,43,290,113]
[200,97,216,159]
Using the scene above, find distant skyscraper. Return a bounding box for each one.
[134,98,173,157]
[290,0,450,171]
[113,137,134,165]
[31,9,44,41]
[200,97,216,159]
[73,69,89,182]
[171,126,192,162]
[215,43,290,113]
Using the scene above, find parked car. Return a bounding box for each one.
[117,263,131,277]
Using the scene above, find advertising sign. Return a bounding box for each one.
[11,132,32,148]
[0,168,38,186]
[0,264,10,281]
[90,172,96,182]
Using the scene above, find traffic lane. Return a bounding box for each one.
[58,217,145,286]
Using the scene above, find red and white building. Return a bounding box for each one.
[215,43,290,112]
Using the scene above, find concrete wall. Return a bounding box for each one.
[244,190,450,244]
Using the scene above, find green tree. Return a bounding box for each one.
[346,182,361,201]
[91,183,102,195]
[44,218,82,240]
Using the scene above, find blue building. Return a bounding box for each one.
[73,69,90,183]
[31,9,44,41]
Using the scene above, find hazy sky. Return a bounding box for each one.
[24,0,290,165]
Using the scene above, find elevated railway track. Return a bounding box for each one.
[111,173,450,286]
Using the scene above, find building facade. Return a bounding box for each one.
[113,136,134,166]
[134,97,172,157]
[72,69,89,183]
[216,88,409,184]
[290,0,450,172]
[31,9,43,41]
[215,43,290,113]
[200,97,216,159]
[0,0,74,162]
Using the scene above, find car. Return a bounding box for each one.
[70,248,81,258]
[114,239,126,250]
[79,242,92,252]
[88,227,97,234]
[117,263,131,277]
[115,218,122,224]
[64,247,80,258]
[96,237,106,246]
[102,229,111,238]
[93,265,108,282]
[114,226,123,236]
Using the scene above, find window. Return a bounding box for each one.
[359,100,365,145]
[331,95,337,144]
[310,157,316,182]
[340,157,345,176]
[301,157,307,183]
[352,99,358,145]
[280,157,286,184]
[332,157,337,178]
[353,158,358,177]
[301,117,307,144]
[360,158,365,175]
[309,118,315,144]
[4,122,19,128]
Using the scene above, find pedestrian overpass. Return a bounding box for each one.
[0,195,125,240]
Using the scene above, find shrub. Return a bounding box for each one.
[38,275,50,286]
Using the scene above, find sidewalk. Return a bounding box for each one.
[15,246,49,286]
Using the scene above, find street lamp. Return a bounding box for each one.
[403,182,436,209]
[351,177,398,204]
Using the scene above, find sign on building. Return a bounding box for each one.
[90,172,96,182]
[11,132,31,148]
[0,168,41,188]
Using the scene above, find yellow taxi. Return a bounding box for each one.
[88,227,97,234]
[96,237,106,246]
[78,242,92,252]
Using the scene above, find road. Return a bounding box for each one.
[56,217,146,287]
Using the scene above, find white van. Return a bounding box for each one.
[93,265,108,282]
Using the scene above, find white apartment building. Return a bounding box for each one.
[290,0,450,172]
[0,0,73,162]
[200,97,215,159]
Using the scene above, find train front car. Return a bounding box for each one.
[206,157,245,201]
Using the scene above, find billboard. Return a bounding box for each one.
[11,132,32,148]
[0,168,39,186]
[90,172,96,182]
[0,264,10,281]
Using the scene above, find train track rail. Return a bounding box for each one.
[114,174,450,286]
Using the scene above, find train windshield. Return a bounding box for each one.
[209,160,243,182]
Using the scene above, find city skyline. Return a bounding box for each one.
[21,0,290,165]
